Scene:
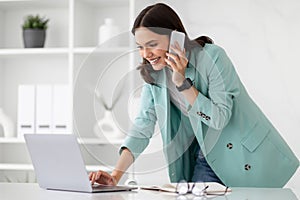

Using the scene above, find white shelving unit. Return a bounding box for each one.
[0,0,137,183]
[0,163,111,172]
[0,137,123,145]
[0,48,69,56]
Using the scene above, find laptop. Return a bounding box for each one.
[24,134,137,193]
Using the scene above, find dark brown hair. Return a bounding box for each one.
[132,3,213,84]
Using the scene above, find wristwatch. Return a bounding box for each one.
[176,78,193,92]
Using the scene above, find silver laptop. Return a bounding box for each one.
[24,134,137,193]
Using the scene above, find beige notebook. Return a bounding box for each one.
[140,182,231,195]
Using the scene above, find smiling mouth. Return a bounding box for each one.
[149,57,160,65]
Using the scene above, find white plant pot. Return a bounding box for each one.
[0,108,15,138]
[93,110,124,140]
[98,18,120,47]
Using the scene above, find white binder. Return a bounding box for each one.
[35,85,52,134]
[17,85,36,137]
[52,85,71,134]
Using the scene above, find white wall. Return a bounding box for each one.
[0,10,3,47]
[0,61,3,108]
[0,11,3,107]
[134,0,300,195]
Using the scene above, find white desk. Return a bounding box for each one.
[0,183,298,200]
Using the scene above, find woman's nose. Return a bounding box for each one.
[142,48,152,58]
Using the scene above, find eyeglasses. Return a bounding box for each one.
[176,180,229,197]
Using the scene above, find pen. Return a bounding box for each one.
[201,185,209,195]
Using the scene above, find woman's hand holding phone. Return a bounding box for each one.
[165,31,188,86]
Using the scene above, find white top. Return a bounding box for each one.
[166,68,188,116]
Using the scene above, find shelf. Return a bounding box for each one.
[77,0,129,7]
[0,47,130,56]
[77,137,124,145]
[0,48,69,57]
[73,47,131,54]
[0,163,112,172]
[86,165,112,172]
[0,137,124,145]
[0,164,33,171]
[0,0,69,10]
[0,138,25,144]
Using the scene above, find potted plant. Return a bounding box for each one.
[22,14,49,48]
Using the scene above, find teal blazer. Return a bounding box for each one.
[121,44,299,187]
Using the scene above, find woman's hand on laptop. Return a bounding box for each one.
[89,170,117,186]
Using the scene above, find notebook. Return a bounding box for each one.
[140,182,231,195]
[24,134,137,193]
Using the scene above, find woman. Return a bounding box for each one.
[89,3,299,187]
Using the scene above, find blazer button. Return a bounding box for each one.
[226,143,233,149]
[197,111,205,117]
[205,116,211,120]
[244,164,251,171]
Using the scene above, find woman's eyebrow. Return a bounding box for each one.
[136,40,158,46]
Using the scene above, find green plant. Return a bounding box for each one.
[22,14,49,30]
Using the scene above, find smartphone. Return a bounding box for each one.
[168,30,185,61]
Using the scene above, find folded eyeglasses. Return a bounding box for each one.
[176,180,229,197]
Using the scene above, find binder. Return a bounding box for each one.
[35,85,52,134]
[17,84,71,135]
[17,85,36,137]
[52,85,71,134]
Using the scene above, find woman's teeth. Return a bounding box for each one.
[149,57,160,65]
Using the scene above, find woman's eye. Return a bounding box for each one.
[149,43,157,48]
[136,46,143,50]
